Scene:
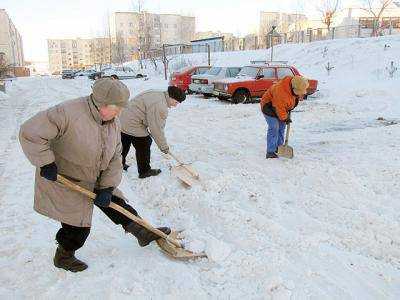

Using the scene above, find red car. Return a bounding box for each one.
[169,66,211,93]
[213,64,318,103]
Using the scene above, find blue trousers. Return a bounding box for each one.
[264,115,286,153]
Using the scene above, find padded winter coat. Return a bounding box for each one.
[260,76,300,121]
[119,90,171,153]
[19,96,124,227]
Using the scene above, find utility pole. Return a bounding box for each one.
[270,26,276,61]
[207,44,211,66]
[162,44,167,80]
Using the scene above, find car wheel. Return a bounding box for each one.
[136,74,144,78]
[232,90,251,104]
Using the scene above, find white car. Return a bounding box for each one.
[188,66,242,97]
[75,69,96,77]
[102,67,146,80]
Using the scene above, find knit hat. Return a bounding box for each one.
[91,78,130,108]
[291,76,309,96]
[168,86,186,102]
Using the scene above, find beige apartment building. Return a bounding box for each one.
[259,11,307,47]
[109,11,195,60]
[47,38,111,74]
[0,9,24,67]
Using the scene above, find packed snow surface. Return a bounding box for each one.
[0,35,399,299]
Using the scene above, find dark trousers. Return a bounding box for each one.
[55,196,139,251]
[121,132,152,176]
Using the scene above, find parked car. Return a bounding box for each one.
[169,66,211,93]
[88,71,103,80]
[61,69,75,79]
[188,66,242,97]
[75,69,96,77]
[102,67,145,80]
[213,63,318,103]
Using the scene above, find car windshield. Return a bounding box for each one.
[237,67,259,78]
[206,67,222,76]
[177,66,193,73]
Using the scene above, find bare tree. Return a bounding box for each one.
[90,38,109,71]
[0,52,12,78]
[360,0,393,36]
[113,31,127,67]
[317,0,340,31]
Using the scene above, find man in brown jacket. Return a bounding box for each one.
[119,86,185,178]
[19,78,170,273]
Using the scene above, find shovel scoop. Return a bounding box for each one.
[57,175,206,260]
[277,121,294,159]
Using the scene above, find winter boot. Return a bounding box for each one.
[123,164,130,171]
[123,222,171,247]
[53,246,88,272]
[266,152,278,159]
[138,168,161,179]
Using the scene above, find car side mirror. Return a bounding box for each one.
[256,74,264,80]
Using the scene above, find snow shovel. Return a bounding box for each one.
[169,152,201,188]
[56,175,207,260]
[277,119,294,159]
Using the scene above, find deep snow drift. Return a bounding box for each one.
[0,35,399,299]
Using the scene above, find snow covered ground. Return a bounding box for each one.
[0,35,399,299]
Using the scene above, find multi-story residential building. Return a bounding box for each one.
[109,11,195,60]
[259,11,307,47]
[47,38,111,74]
[0,9,24,67]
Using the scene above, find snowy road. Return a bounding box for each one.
[1,35,400,299]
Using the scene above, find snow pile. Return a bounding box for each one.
[0,91,9,100]
[0,35,399,298]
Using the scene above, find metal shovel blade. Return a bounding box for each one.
[156,231,207,260]
[277,144,294,159]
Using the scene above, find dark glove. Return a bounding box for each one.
[94,187,114,207]
[284,118,292,125]
[40,162,58,181]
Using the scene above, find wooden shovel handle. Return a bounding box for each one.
[56,175,182,248]
[169,152,199,179]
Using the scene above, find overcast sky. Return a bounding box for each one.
[2,0,358,62]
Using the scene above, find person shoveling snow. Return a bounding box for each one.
[18,78,174,272]
[119,86,186,178]
[260,75,309,159]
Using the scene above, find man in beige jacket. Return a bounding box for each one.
[19,78,170,273]
[119,86,186,178]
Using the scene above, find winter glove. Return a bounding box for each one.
[40,162,58,181]
[160,146,169,154]
[94,187,114,207]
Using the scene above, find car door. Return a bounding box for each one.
[276,67,295,79]
[226,67,241,78]
[254,67,277,97]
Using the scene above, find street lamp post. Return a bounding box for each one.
[270,26,276,62]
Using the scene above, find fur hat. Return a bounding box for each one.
[291,76,309,96]
[168,86,186,102]
[92,78,130,108]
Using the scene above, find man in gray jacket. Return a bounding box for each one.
[119,86,185,178]
[19,78,170,273]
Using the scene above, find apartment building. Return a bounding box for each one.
[0,9,24,67]
[47,38,111,74]
[259,11,307,47]
[109,11,195,60]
